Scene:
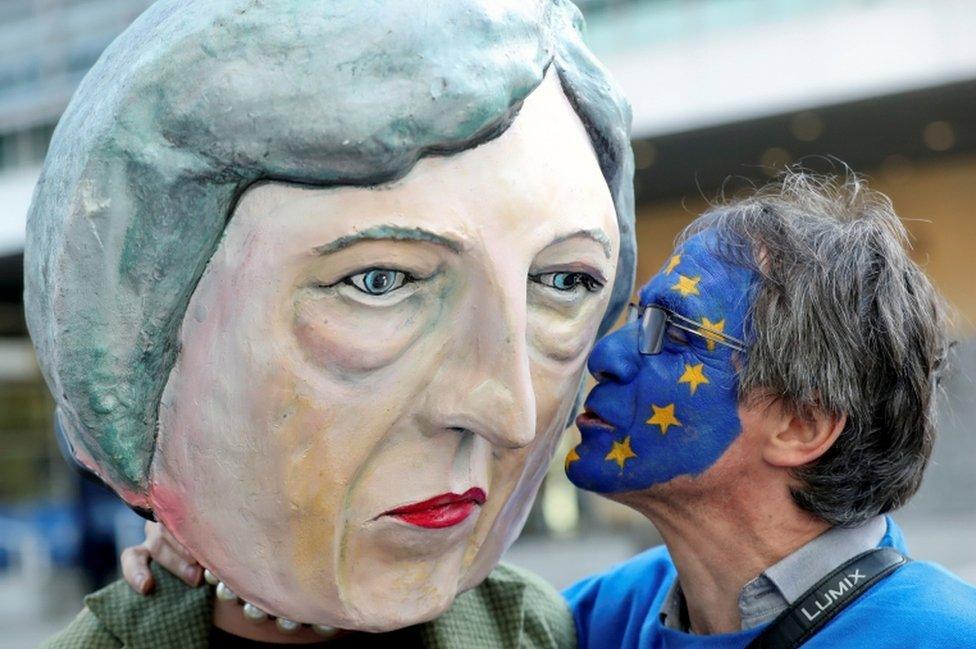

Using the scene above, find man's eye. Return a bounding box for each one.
[666,325,689,345]
[532,272,603,292]
[343,269,411,295]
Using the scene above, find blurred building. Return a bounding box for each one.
[584,0,976,330]
[0,1,975,642]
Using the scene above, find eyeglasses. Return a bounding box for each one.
[627,303,746,355]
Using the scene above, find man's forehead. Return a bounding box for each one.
[637,230,755,317]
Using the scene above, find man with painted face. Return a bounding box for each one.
[564,172,976,648]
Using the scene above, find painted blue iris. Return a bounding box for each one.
[346,269,410,295]
[566,229,758,493]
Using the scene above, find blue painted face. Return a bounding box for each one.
[566,229,758,493]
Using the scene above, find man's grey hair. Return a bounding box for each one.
[683,169,949,526]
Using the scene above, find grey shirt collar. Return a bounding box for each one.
[659,515,888,632]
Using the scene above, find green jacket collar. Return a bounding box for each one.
[85,563,212,647]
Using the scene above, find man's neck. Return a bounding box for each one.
[614,481,831,635]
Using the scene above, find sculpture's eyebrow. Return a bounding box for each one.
[313,225,463,255]
[546,228,613,259]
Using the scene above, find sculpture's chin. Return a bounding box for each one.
[332,563,470,632]
[336,595,456,634]
[205,561,470,633]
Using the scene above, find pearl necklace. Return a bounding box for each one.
[205,569,340,638]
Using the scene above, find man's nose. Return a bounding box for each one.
[587,322,641,384]
[421,277,536,450]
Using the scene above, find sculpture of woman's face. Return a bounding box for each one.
[148,74,620,630]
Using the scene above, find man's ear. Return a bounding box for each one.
[761,402,846,469]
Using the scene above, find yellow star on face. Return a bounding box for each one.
[700,317,726,351]
[605,436,637,469]
[678,363,709,395]
[671,274,701,297]
[665,254,681,275]
[647,403,682,435]
[565,448,581,470]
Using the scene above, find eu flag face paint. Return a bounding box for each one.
[566,229,757,493]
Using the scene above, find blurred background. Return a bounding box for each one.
[1,0,974,645]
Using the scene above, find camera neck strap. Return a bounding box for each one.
[746,546,909,649]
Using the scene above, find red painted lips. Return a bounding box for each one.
[382,487,487,529]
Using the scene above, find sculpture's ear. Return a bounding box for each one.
[53,409,156,521]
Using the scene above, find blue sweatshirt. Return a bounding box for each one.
[564,519,976,648]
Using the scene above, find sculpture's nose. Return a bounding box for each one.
[420,269,536,450]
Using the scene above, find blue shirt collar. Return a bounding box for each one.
[659,515,891,632]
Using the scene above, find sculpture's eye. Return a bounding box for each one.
[344,269,411,295]
[531,271,603,293]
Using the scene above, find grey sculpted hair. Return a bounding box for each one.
[24,0,635,503]
[684,170,949,526]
